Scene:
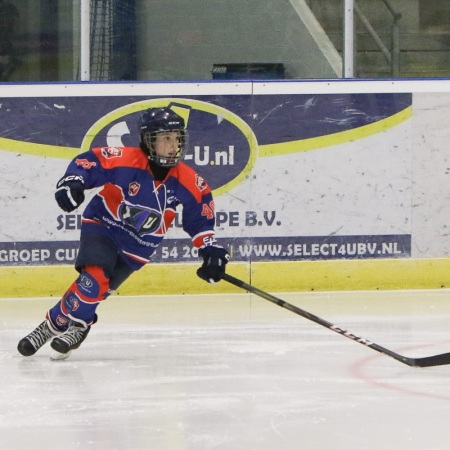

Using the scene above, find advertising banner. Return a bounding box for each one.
[0,89,413,266]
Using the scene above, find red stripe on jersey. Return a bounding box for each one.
[174,163,211,203]
[82,218,101,225]
[155,208,177,235]
[98,183,124,219]
[122,250,150,264]
[192,231,216,248]
[92,146,148,170]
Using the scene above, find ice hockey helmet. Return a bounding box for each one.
[139,107,188,167]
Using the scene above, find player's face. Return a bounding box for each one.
[153,131,181,161]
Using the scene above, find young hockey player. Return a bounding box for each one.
[17,106,229,360]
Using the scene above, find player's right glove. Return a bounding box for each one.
[55,174,85,212]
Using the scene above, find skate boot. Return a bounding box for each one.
[18,319,60,356]
[50,318,91,355]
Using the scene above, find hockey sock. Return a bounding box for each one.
[51,265,110,326]
[47,304,70,332]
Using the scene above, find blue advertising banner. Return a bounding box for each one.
[0,89,413,266]
[0,235,410,266]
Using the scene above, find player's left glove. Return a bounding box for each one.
[55,174,85,212]
[197,246,230,284]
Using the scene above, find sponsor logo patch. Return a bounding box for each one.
[64,293,80,312]
[56,315,69,327]
[101,147,123,159]
[195,174,207,192]
[75,158,97,169]
[128,181,140,196]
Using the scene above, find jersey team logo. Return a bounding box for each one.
[195,174,207,192]
[101,147,123,159]
[128,181,140,196]
[119,202,162,236]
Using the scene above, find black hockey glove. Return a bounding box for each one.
[197,246,230,284]
[55,175,85,212]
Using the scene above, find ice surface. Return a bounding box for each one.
[2,290,450,450]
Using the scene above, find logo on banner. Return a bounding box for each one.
[81,98,258,196]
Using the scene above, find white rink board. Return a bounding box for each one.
[0,80,448,259]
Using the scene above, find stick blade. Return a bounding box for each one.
[409,352,450,368]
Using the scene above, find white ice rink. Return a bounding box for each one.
[2,289,450,450]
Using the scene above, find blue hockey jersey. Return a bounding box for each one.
[64,146,217,269]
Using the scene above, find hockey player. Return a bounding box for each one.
[17,106,230,360]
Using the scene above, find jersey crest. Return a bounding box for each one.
[119,202,162,235]
[101,147,123,159]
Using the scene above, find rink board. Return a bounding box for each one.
[2,79,450,296]
[2,258,450,298]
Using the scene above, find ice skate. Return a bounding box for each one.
[17,319,60,356]
[50,318,91,355]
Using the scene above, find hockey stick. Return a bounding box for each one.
[222,273,450,368]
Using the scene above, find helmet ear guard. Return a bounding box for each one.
[139,107,189,167]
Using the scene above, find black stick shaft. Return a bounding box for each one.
[222,273,450,368]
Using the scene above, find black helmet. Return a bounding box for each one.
[139,107,188,167]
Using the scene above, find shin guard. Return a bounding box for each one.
[50,265,110,326]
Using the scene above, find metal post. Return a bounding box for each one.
[391,18,400,77]
[343,0,354,78]
[80,0,90,81]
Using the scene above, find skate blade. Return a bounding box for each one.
[50,350,72,361]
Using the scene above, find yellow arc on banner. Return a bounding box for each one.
[0,104,412,160]
[258,105,412,157]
